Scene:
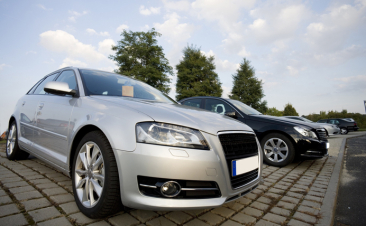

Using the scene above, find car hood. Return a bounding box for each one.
[251,115,324,129]
[91,96,253,134]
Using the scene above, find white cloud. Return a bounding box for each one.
[39,30,106,62]
[59,58,87,68]
[26,51,37,55]
[334,75,366,92]
[0,64,8,70]
[312,45,366,66]
[139,5,161,16]
[116,24,129,34]
[86,28,109,36]
[68,10,87,22]
[162,0,191,11]
[222,86,232,98]
[38,4,52,11]
[98,39,116,56]
[200,50,240,72]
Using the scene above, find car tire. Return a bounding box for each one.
[6,121,29,160]
[260,133,295,167]
[325,129,329,137]
[340,127,348,135]
[72,130,122,218]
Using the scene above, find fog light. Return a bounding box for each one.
[160,181,181,197]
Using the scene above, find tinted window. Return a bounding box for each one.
[205,99,234,115]
[182,99,202,108]
[227,99,262,115]
[33,73,58,95]
[329,119,340,125]
[56,70,78,90]
[318,119,327,123]
[27,78,44,94]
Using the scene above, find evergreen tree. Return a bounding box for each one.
[229,58,268,113]
[175,45,223,100]
[266,107,283,116]
[283,103,299,116]
[109,28,172,93]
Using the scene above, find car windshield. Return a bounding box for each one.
[79,69,175,103]
[300,117,314,123]
[227,99,262,115]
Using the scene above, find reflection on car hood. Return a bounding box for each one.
[252,115,324,129]
[91,96,253,134]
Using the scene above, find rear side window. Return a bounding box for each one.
[56,70,78,90]
[318,119,327,123]
[33,73,58,95]
[329,119,340,125]
[181,99,202,108]
[205,99,235,115]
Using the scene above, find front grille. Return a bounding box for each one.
[316,129,328,141]
[218,133,259,189]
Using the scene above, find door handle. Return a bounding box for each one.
[22,101,26,106]
[38,103,44,110]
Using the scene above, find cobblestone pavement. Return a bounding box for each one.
[0,136,345,226]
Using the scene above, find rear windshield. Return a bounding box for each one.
[79,69,175,103]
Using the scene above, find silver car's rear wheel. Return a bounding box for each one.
[75,142,105,208]
[263,138,289,163]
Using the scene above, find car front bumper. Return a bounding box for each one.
[296,138,329,158]
[113,131,262,210]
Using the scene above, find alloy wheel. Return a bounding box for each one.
[74,142,105,208]
[263,138,289,163]
[6,124,16,155]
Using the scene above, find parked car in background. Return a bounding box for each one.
[6,67,262,218]
[317,118,359,134]
[180,97,329,167]
[282,116,340,136]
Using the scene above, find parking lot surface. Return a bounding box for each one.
[0,132,365,226]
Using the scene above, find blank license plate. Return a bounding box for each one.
[232,156,258,177]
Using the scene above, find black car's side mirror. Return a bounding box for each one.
[225,111,238,119]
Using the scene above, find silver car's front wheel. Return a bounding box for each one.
[7,124,16,155]
[6,121,29,160]
[75,142,105,208]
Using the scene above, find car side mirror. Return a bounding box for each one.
[225,111,238,119]
[44,81,77,97]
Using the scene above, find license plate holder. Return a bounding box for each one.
[232,155,258,177]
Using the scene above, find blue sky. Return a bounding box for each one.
[0,0,366,133]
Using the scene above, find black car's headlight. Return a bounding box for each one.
[136,122,209,150]
[294,126,318,139]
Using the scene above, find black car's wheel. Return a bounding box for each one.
[261,133,295,167]
[340,127,348,135]
[72,130,122,218]
[6,121,29,160]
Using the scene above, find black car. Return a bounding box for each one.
[317,118,359,134]
[180,96,329,167]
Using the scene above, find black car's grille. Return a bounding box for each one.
[218,133,259,189]
[316,129,328,141]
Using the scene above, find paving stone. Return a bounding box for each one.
[268,188,285,195]
[108,213,140,226]
[26,174,45,180]
[242,207,263,217]
[0,203,20,217]
[184,209,208,217]
[245,193,258,200]
[9,185,35,194]
[250,201,270,211]
[262,213,287,224]
[69,212,98,225]
[22,197,51,211]
[304,195,322,203]
[14,190,43,201]
[287,219,312,226]
[36,183,60,189]
[280,196,301,204]
[130,209,159,223]
[198,212,224,225]
[43,187,68,196]
[286,191,303,199]
[166,211,192,224]
[276,201,296,210]
[0,213,28,226]
[224,202,244,211]
[0,195,12,205]
[50,193,74,204]
[252,189,264,195]
[297,205,320,216]
[29,206,61,222]
[263,192,281,200]
[146,217,177,226]
[29,178,52,185]
[301,200,321,208]
[293,212,317,224]
[58,180,73,187]
[236,197,251,206]
[220,220,242,226]
[183,219,210,226]
[211,207,235,218]
[51,176,70,182]
[269,207,291,217]
[3,181,28,188]
[38,217,73,226]
[231,212,256,224]
[255,219,281,226]
[59,202,80,215]
[1,177,23,183]
[88,221,112,226]
[307,191,325,197]
[257,196,274,205]
[0,189,6,197]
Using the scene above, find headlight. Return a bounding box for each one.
[136,122,209,150]
[294,126,318,139]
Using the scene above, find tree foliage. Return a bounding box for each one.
[283,103,299,116]
[265,107,283,116]
[175,45,223,101]
[229,58,268,113]
[110,28,172,93]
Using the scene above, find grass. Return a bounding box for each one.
[357,128,366,131]
[0,140,6,144]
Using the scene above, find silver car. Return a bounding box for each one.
[282,116,340,136]
[6,67,262,218]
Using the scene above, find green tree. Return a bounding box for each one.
[229,58,268,113]
[110,28,172,93]
[175,45,223,100]
[283,103,299,116]
[265,107,283,116]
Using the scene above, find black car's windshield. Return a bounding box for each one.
[79,69,175,103]
[227,99,262,115]
[300,117,314,123]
